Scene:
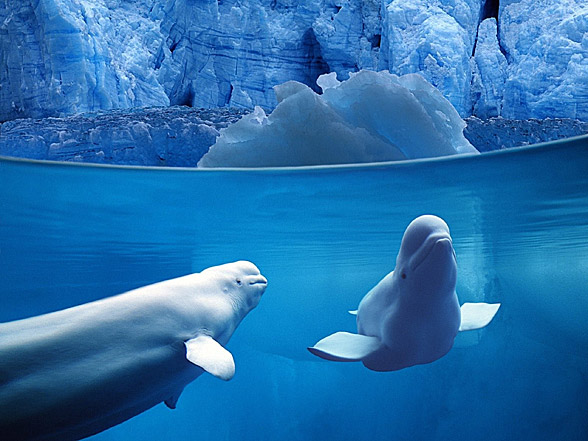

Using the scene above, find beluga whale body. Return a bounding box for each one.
[0,261,267,441]
[308,215,500,371]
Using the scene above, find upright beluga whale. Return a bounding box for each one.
[0,261,267,441]
[308,215,500,371]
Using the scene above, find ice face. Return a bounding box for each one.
[379,0,482,117]
[0,0,586,122]
[499,0,588,120]
[197,70,479,168]
[0,0,170,121]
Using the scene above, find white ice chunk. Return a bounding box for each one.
[198,70,478,168]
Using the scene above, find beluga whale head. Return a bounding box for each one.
[200,260,268,314]
[395,215,457,299]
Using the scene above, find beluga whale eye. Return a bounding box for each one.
[236,279,242,286]
[401,273,407,279]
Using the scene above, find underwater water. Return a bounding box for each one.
[1,135,587,441]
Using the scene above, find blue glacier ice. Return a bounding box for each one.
[378,0,481,117]
[0,0,169,120]
[498,0,588,120]
[0,0,586,121]
[198,70,478,167]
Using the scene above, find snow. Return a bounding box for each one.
[197,70,478,168]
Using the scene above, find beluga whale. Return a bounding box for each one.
[0,261,267,441]
[308,215,500,371]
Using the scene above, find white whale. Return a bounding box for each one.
[308,215,500,371]
[0,261,267,441]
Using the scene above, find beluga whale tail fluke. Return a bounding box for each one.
[0,261,267,441]
[308,215,500,372]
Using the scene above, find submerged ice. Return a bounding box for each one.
[198,70,478,167]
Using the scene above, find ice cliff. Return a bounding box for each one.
[0,0,586,121]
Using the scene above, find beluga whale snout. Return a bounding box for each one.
[0,260,267,441]
[308,215,500,372]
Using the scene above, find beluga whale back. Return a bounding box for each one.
[0,261,267,441]
[308,215,500,371]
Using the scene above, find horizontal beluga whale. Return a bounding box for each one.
[308,215,500,371]
[0,261,267,441]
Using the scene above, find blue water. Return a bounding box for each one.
[1,136,587,441]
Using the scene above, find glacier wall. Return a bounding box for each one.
[499,0,588,120]
[0,0,586,121]
[379,0,480,120]
[0,0,169,120]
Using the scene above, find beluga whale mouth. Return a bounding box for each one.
[249,275,268,286]
[409,232,456,272]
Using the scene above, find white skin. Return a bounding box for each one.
[0,261,267,441]
[357,215,461,371]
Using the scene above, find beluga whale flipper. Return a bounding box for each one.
[308,215,500,371]
[0,261,267,441]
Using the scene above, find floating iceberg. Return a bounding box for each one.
[197,70,478,167]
